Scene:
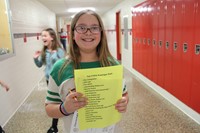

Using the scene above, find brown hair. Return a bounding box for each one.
[41,28,62,64]
[59,10,116,77]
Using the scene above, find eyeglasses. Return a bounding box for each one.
[74,25,102,34]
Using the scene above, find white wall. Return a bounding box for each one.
[103,0,143,70]
[102,0,200,125]
[0,0,56,126]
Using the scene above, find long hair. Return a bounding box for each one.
[59,10,116,78]
[41,28,62,64]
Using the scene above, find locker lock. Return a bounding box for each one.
[183,43,188,53]
[174,42,178,51]
[195,44,200,55]
[166,41,169,49]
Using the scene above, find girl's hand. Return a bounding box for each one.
[0,81,9,91]
[63,92,88,113]
[33,51,41,58]
[115,92,129,113]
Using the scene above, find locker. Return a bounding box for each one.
[164,0,173,93]
[132,12,137,69]
[157,0,166,88]
[137,10,143,74]
[179,0,195,106]
[142,5,148,77]
[152,1,159,84]
[146,3,153,80]
[190,0,200,113]
[139,7,145,76]
[133,6,141,72]
[171,0,183,98]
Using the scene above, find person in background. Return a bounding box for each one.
[60,28,67,51]
[45,10,129,132]
[0,80,9,133]
[33,28,65,133]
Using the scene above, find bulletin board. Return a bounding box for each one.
[0,0,14,61]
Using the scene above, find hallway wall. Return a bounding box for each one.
[0,0,56,126]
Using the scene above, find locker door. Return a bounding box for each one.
[142,5,148,77]
[146,3,153,80]
[140,6,146,76]
[164,0,173,93]
[171,0,183,98]
[157,0,166,88]
[137,11,143,73]
[191,0,200,113]
[179,0,195,106]
[135,11,140,71]
[132,11,137,69]
[152,1,159,84]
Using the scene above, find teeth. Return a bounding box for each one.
[83,38,93,42]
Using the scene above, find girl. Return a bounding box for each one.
[33,28,65,133]
[45,10,128,133]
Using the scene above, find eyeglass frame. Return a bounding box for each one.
[74,25,102,34]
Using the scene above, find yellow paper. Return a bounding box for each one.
[74,65,123,130]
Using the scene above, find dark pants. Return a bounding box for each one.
[0,125,4,133]
[60,39,66,51]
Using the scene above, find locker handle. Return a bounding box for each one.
[159,40,162,47]
[143,38,146,44]
[148,39,151,45]
[183,43,188,53]
[195,44,200,55]
[153,39,156,46]
[174,42,178,51]
[166,41,169,49]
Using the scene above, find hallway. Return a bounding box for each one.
[4,68,200,133]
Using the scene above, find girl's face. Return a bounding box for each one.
[41,31,53,47]
[73,14,101,53]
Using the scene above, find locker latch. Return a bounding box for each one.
[166,41,169,49]
[183,43,188,53]
[195,44,200,55]
[148,39,151,45]
[136,38,138,43]
[174,42,178,51]
[159,40,162,47]
[143,38,146,44]
[140,38,143,44]
[153,39,156,46]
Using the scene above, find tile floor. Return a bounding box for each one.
[3,68,200,133]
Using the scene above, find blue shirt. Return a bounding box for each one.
[34,48,65,80]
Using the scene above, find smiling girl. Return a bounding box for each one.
[45,10,128,133]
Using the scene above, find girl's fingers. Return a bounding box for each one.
[115,97,128,113]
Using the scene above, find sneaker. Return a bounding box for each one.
[47,127,58,133]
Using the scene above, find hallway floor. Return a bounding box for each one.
[4,68,200,133]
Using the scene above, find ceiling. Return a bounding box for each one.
[37,0,123,21]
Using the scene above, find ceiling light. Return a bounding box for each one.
[67,7,95,13]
